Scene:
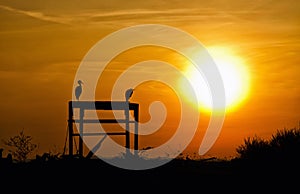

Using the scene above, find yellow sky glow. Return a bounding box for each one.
[180,46,251,113]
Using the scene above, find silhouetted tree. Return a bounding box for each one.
[2,130,38,162]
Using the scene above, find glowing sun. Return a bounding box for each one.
[180,46,251,113]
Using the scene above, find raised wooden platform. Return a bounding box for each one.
[68,101,139,157]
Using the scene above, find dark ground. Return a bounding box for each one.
[1,156,299,192]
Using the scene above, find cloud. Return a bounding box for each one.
[1,1,299,29]
[0,4,72,25]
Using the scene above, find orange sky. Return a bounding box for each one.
[0,0,299,159]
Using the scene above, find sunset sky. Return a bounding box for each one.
[0,0,299,159]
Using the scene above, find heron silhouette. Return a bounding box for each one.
[75,80,83,101]
[125,88,134,102]
[125,88,134,127]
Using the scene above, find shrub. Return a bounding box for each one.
[236,135,270,161]
[2,130,38,162]
[269,127,300,160]
[236,127,300,162]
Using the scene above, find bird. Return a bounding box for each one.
[75,80,83,101]
[125,88,134,102]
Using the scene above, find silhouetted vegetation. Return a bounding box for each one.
[236,135,270,160]
[233,126,300,176]
[269,127,300,160]
[2,129,37,162]
[236,127,300,162]
[1,126,299,185]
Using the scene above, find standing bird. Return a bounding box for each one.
[75,80,83,101]
[125,88,134,102]
[125,88,134,121]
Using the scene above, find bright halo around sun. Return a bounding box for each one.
[180,46,251,113]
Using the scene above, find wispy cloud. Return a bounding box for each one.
[0,4,72,25]
[0,3,262,27]
[0,4,223,27]
[1,3,294,28]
